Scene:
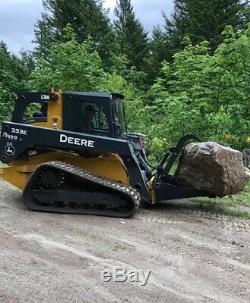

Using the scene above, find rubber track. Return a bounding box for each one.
[23,161,141,218]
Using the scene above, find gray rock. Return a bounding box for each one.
[176,142,249,197]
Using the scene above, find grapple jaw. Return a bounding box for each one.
[152,134,209,203]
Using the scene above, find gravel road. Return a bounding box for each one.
[0,179,249,303]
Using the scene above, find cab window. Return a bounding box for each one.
[82,103,109,131]
[63,97,110,134]
[23,103,48,123]
[113,99,126,136]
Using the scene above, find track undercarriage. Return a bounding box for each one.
[23,161,141,218]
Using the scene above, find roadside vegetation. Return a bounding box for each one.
[193,181,250,218]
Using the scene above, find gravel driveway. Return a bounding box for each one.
[0,180,249,303]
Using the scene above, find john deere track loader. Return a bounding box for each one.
[0,90,207,217]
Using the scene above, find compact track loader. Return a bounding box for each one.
[0,90,207,217]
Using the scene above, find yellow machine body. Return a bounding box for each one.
[0,151,130,191]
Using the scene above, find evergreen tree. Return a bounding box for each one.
[114,0,149,70]
[0,42,33,121]
[34,0,115,66]
[164,0,249,55]
[146,26,169,83]
[0,42,32,93]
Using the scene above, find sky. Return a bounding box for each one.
[0,0,174,54]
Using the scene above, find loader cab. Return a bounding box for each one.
[62,92,126,138]
[12,91,126,139]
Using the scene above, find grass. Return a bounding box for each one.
[193,181,250,219]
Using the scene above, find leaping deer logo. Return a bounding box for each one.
[5,143,16,156]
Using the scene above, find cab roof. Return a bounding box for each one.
[64,91,124,99]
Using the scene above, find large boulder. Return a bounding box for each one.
[176,142,249,197]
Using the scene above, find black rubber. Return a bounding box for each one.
[23,161,141,218]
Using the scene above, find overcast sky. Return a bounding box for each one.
[0,0,174,54]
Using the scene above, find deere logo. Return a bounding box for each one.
[59,134,95,148]
[5,142,16,156]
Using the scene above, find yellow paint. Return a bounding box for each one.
[48,90,63,129]
[0,165,30,190]
[31,91,63,129]
[147,177,156,203]
[0,151,130,190]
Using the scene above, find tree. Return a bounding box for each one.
[0,42,33,122]
[34,0,115,66]
[164,0,249,56]
[114,0,149,71]
[145,26,170,84]
[30,26,106,91]
[144,25,250,152]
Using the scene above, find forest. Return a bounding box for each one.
[0,0,249,159]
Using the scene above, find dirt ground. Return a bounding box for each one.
[0,180,249,303]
